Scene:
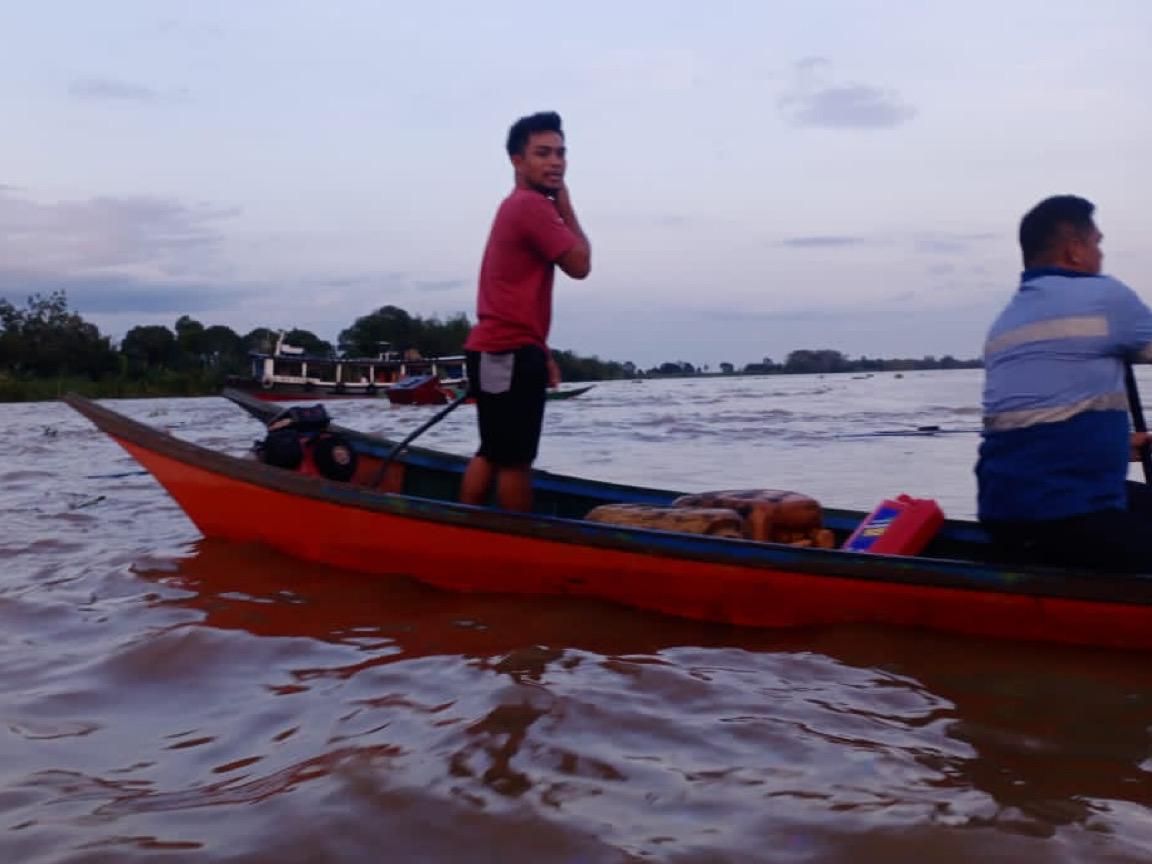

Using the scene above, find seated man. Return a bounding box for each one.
[977,195,1152,571]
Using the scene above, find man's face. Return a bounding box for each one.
[512,131,566,194]
[1070,223,1104,275]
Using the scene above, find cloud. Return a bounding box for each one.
[0,189,236,276]
[786,85,916,129]
[69,77,189,105]
[776,231,999,258]
[152,18,226,40]
[0,181,471,337]
[0,188,247,321]
[0,269,253,315]
[698,306,867,324]
[779,236,871,248]
[778,58,916,130]
[413,278,468,293]
[913,232,998,254]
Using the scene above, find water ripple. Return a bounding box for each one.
[4,374,1152,863]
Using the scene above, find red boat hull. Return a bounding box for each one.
[110,437,1152,652]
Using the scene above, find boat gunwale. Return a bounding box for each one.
[63,392,1152,608]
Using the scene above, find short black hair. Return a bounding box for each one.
[1018,195,1096,266]
[506,111,563,157]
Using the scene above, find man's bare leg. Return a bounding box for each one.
[496,465,533,512]
[460,455,495,505]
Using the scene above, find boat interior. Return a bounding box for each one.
[230,390,996,566]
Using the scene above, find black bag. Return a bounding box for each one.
[267,404,331,434]
[310,432,358,482]
[259,427,305,469]
[254,404,358,481]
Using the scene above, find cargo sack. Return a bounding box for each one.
[672,489,834,547]
[585,503,744,538]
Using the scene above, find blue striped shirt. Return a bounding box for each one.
[977,268,1152,521]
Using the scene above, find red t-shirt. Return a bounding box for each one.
[464,188,577,352]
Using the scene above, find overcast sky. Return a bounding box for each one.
[3,0,1150,367]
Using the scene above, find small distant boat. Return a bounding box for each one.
[547,384,595,401]
[386,374,465,406]
[386,375,596,406]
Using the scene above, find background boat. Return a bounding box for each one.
[225,334,594,403]
[224,341,468,402]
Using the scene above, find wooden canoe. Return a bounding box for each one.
[62,390,1152,651]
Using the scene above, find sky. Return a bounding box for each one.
[2,0,1151,369]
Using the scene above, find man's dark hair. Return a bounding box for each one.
[506,111,563,157]
[1018,195,1096,266]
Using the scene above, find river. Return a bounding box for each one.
[2,369,1150,862]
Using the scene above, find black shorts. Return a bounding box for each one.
[982,481,1152,572]
[466,345,548,467]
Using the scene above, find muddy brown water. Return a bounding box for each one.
[3,375,1151,862]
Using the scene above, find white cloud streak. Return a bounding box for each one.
[778,57,917,129]
[69,77,190,105]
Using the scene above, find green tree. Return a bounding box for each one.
[122,325,177,374]
[337,306,471,358]
[338,305,414,357]
[174,315,206,362]
[0,298,24,371]
[0,291,117,378]
[552,349,628,382]
[411,312,471,357]
[243,327,279,354]
[200,325,246,370]
[283,328,333,357]
[783,349,849,374]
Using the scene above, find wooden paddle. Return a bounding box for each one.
[1123,361,1152,483]
[369,390,470,488]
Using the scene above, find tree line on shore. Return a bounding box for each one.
[658,348,981,377]
[0,291,981,401]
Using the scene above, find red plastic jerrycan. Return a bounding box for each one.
[842,494,944,556]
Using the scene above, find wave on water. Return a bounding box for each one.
[9,372,1151,862]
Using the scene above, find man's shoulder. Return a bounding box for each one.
[490,190,566,246]
[1023,269,1131,293]
[1014,272,1142,317]
[497,188,556,217]
[1074,273,1141,310]
[1095,273,1137,296]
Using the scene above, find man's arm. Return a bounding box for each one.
[553,186,591,280]
[1108,278,1152,362]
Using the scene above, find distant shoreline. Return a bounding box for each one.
[628,367,975,381]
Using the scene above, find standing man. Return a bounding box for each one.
[977,195,1152,571]
[459,111,591,511]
